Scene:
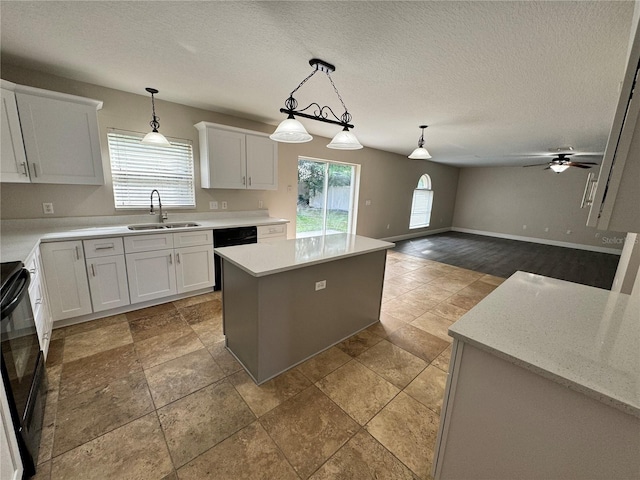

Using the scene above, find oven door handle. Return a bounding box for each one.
[1,269,31,318]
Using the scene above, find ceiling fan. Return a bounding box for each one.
[523,153,599,173]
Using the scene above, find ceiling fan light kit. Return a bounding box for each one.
[141,87,171,147]
[270,58,362,150]
[523,152,599,173]
[408,125,432,159]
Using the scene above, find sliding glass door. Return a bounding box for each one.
[297,158,358,237]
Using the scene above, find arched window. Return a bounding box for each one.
[409,174,433,229]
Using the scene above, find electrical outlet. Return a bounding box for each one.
[209,201,218,210]
[221,201,228,210]
[365,199,371,206]
[566,229,572,234]
[522,225,527,230]
[544,227,549,232]
[258,200,263,209]
[42,203,54,215]
[315,280,326,291]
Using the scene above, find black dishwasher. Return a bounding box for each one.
[213,226,257,290]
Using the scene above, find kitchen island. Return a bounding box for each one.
[433,271,640,480]
[215,234,394,384]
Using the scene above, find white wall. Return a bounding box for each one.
[452,166,625,252]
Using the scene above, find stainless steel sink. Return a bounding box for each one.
[127,222,200,231]
[163,222,200,228]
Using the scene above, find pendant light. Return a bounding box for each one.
[141,87,171,147]
[408,125,432,159]
[271,59,362,150]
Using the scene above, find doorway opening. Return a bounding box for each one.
[296,157,359,238]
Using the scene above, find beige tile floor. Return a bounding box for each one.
[33,251,504,480]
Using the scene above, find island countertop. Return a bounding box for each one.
[449,271,640,417]
[215,233,395,277]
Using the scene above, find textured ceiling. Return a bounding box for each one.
[0,1,634,167]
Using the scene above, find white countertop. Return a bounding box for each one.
[215,233,394,277]
[449,271,640,417]
[1,211,288,262]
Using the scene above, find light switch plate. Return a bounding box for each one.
[221,201,228,210]
[42,203,54,214]
[315,280,326,291]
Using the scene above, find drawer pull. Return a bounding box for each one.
[29,268,37,275]
[75,246,80,260]
[35,298,42,305]
[176,252,181,264]
[94,245,115,250]
[91,264,96,277]
[169,253,173,264]
[32,163,38,178]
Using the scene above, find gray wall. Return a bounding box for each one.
[452,166,625,250]
[0,64,459,239]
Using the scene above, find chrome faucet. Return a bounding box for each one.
[150,189,168,223]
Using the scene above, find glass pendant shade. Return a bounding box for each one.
[270,118,313,143]
[550,164,570,173]
[327,129,363,150]
[408,147,432,159]
[141,130,171,147]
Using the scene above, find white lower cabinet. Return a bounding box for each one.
[40,240,92,321]
[125,231,215,303]
[87,255,130,312]
[84,237,129,312]
[25,247,52,357]
[175,245,215,293]
[126,249,177,304]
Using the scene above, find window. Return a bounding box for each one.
[107,129,195,209]
[409,174,433,229]
[296,158,359,237]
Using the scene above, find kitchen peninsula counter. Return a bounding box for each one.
[215,234,394,384]
[433,271,640,479]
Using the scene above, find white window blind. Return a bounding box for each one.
[108,130,195,209]
[409,174,434,229]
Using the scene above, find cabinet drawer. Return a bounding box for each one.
[173,230,213,248]
[84,237,124,258]
[257,224,287,239]
[124,233,174,253]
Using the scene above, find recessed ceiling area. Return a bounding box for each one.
[0,1,633,167]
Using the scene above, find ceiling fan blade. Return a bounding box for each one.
[543,166,551,170]
[523,163,549,167]
[568,161,598,166]
[567,163,592,169]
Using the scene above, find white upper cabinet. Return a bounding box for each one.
[586,15,640,232]
[1,82,30,183]
[195,122,277,190]
[4,82,104,185]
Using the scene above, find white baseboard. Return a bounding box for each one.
[381,227,451,243]
[451,227,622,255]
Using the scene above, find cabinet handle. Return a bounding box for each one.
[242,176,246,185]
[580,173,597,208]
[21,162,29,177]
[32,163,38,178]
[75,246,80,260]
[35,298,42,305]
[249,176,252,186]
[176,252,180,264]
[169,253,173,264]
[29,268,37,275]
[44,332,50,340]
[91,264,96,277]
[94,245,114,251]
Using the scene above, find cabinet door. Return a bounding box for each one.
[246,134,278,190]
[1,87,30,183]
[175,245,215,293]
[87,255,130,312]
[126,249,177,304]
[15,91,104,185]
[203,128,246,189]
[40,241,92,321]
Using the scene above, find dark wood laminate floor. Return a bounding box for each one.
[393,231,619,290]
